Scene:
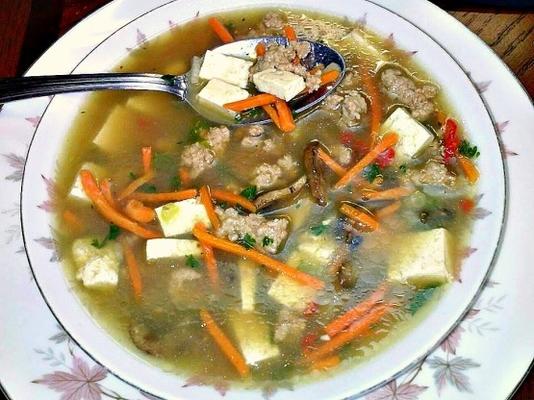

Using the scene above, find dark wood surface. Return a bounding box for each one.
[0,1,532,399]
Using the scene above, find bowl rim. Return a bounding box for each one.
[19,0,508,399]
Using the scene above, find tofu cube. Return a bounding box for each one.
[238,259,258,311]
[72,238,122,288]
[69,162,106,202]
[197,79,249,116]
[252,69,306,101]
[379,107,434,164]
[268,274,317,311]
[388,228,453,288]
[230,311,280,365]
[155,198,211,237]
[93,105,143,153]
[199,50,253,88]
[146,239,201,261]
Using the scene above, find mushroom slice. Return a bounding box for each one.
[254,175,307,211]
[304,141,328,206]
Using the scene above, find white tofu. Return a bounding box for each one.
[69,162,106,202]
[344,30,386,62]
[199,50,253,88]
[155,198,211,237]
[230,311,280,365]
[146,238,201,261]
[379,107,434,164]
[238,259,258,311]
[268,274,317,311]
[72,238,122,289]
[197,79,249,116]
[252,69,306,101]
[92,105,140,153]
[388,228,453,288]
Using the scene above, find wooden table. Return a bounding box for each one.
[0,1,532,399]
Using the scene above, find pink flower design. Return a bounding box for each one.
[37,174,59,212]
[34,236,60,262]
[3,152,25,181]
[427,356,479,395]
[356,13,367,27]
[384,33,417,58]
[25,115,41,128]
[440,325,465,354]
[474,80,491,94]
[136,29,147,47]
[168,20,177,29]
[33,356,107,400]
[182,374,229,396]
[495,120,510,134]
[461,246,478,260]
[366,380,427,400]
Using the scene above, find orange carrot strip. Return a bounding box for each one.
[458,157,479,184]
[210,189,257,213]
[305,304,390,363]
[335,133,399,189]
[363,186,413,201]
[317,148,347,176]
[224,94,277,112]
[274,99,296,133]
[262,104,281,128]
[192,224,324,289]
[283,25,297,41]
[117,170,155,201]
[179,167,191,187]
[361,66,382,140]
[256,42,266,57]
[121,239,143,300]
[310,355,341,371]
[199,186,220,230]
[124,199,156,223]
[376,200,402,219]
[142,146,152,175]
[197,224,219,288]
[80,170,160,239]
[320,70,340,86]
[62,209,83,232]
[324,284,387,337]
[129,189,198,203]
[200,309,249,377]
[340,203,379,231]
[100,179,117,209]
[208,17,234,43]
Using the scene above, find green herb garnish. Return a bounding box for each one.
[362,163,382,183]
[91,224,121,249]
[408,287,436,315]
[187,120,210,144]
[169,175,181,191]
[128,172,138,180]
[153,152,175,172]
[224,21,236,33]
[310,224,328,236]
[262,236,274,247]
[240,186,257,201]
[399,164,407,174]
[458,140,480,159]
[185,254,200,268]
[139,184,157,193]
[237,233,256,249]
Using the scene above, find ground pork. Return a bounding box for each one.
[262,12,285,30]
[216,207,289,254]
[274,308,307,343]
[252,154,298,189]
[277,154,298,171]
[289,15,349,42]
[323,93,344,111]
[240,125,277,152]
[305,70,323,92]
[340,71,359,88]
[180,143,215,178]
[381,68,438,121]
[341,90,368,125]
[410,160,456,187]
[205,125,230,153]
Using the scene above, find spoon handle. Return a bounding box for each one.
[0,73,187,103]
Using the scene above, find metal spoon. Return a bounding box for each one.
[0,37,345,125]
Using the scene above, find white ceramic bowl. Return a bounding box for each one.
[20,0,506,399]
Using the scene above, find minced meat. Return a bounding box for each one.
[240,125,277,152]
[289,15,349,42]
[341,91,368,125]
[262,12,285,30]
[323,93,344,111]
[274,308,306,343]
[410,160,456,187]
[205,125,230,153]
[180,143,215,178]
[381,68,438,121]
[216,207,289,254]
[252,154,298,189]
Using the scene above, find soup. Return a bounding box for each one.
[54,9,480,389]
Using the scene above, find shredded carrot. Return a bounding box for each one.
[317,148,347,176]
[129,189,198,203]
[210,189,257,213]
[62,209,83,232]
[324,284,387,337]
[200,309,249,377]
[376,200,402,219]
[320,70,340,86]
[458,156,479,184]
[310,355,341,371]
[224,94,277,112]
[262,104,281,129]
[362,186,413,201]
[192,224,324,289]
[197,223,219,288]
[305,304,391,363]
[141,146,152,175]
[100,179,117,209]
[179,167,191,187]
[360,66,382,141]
[283,25,297,41]
[80,170,160,239]
[117,170,155,201]
[124,199,156,223]
[339,203,379,231]
[335,133,399,189]
[208,17,234,43]
[199,186,220,230]
[256,42,266,57]
[121,239,143,300]
[274,99,296,133]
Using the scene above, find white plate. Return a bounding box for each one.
[0,0,533,399]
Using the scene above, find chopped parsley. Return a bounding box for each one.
[139,184,157,193]
[169,175,181,191]
[262,236,274,247]
[362,163,382,183]
[128,172,138,180]
[91,224,121,249]
[458,140,480,159]
[185,254,200,268]
[187,120,210,144]
[310,224,328,236]
[240,186,257,201]
[407,287,436,315]
[153,152,175,172]
[237,233,256,249]
[224,21,236,33]
[399,164,407,174]
[236,107,263,121]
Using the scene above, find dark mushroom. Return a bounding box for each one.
[303,141,327,206]
[254,175,307,211]
[129,323,165,356]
